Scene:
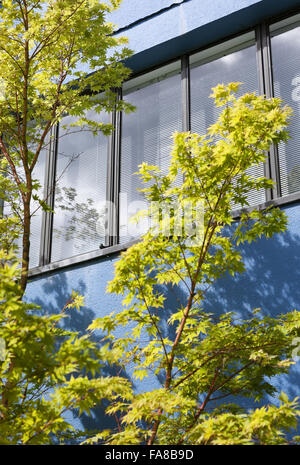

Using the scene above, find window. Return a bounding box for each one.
[51,110,110,262]
[16,12,300,272]
[119,61,182,243]
[190,32,264,207]
[270,14,300,196]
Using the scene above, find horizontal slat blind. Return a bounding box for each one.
[51,110,109,262]
[119,62,182,243]
[190,33,265,208]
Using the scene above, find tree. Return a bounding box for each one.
[0,0,135,445]
[0,247,133,444]
[85,83,300,445]
[0,0,132,294]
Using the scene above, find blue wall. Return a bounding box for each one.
[204,201,300,402]
[112,0,300,73]
[26,200,300,428]
[25,0,300,434]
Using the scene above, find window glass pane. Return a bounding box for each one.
[120,61,182,243]
[29,148,46,268]
[51,110,109,262]
[271,17,300,196]
[190,33,265,207]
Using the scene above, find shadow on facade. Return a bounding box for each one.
[152,228,300,418]
[33,273,93,335]
[27,226,300,438]
[202,229,300,413]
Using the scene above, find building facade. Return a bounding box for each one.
[25,0,300,430]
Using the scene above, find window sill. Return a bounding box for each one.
[28,239,139,279]
[231,190,300,219]
[28,190,300,279]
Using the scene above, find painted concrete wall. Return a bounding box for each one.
[27,201,300,363]
[109,0,180,29]
[25,0,300,433]
[112,0,262,54]
[26,200,300,430]
[204,201,300,402]
[111,0,300,73]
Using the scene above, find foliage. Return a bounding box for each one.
[0,0,132,292]
[0,248,133,444]
[0,0,135,444]
[86,83,300,445]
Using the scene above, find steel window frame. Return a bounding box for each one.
[181,55,191,132]
[112,88,122,247]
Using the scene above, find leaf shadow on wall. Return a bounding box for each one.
[154,227,300,418]
[28,270,133,442]
[27,221,300,438]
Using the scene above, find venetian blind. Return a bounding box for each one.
[51,110,109,262]
[119,61,182,243]
[190,32,265,208]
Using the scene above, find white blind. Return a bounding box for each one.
[51,110,109,262]
[190,33,265,208]
[119,62,182,243]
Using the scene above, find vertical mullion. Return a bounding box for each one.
[39,124,57,266]
[256,24,272,202]
[258,22,282,199]
[256,25,266,97]
[113,88,122,246]
[181,55,191,132]
[105,107,116,248]
[39,137,49,266]
[105,90,122,248]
